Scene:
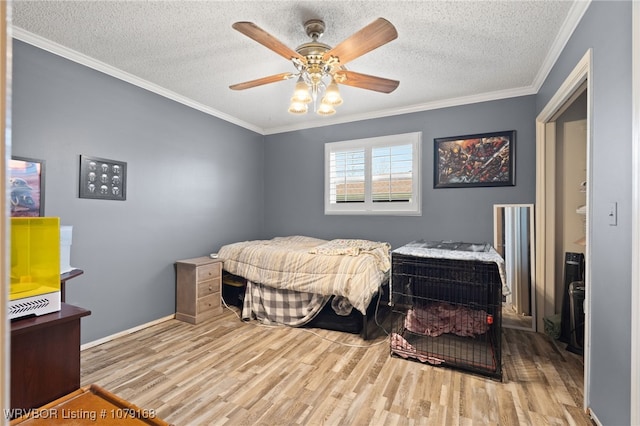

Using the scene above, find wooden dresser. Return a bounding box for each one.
[10,303,91,412]
[175,257,223,324]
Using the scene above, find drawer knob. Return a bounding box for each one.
[209,286,213,291]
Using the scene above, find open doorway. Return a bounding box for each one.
[552,87,587,354]
[535,49,592,410]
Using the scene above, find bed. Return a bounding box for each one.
[217,235,391,339]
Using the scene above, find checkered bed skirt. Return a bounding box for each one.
[242,281,331,326]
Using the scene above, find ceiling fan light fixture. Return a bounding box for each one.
[288,100,308,115]
[317,102,336,116]
[321,78,343,106]
[230,18,399,119]
[292,76,312,103]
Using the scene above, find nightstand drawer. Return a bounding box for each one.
[197,262,221,282]
[197,279,220,298]
[198,293,221,315]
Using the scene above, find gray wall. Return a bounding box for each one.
[536,2,632,425]
[11,40,265,344]
[264,96,537,249]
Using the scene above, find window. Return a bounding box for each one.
[325,132,421,215]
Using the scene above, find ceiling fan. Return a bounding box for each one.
[229,18,399,116]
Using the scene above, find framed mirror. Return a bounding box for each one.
[493,203,536,331]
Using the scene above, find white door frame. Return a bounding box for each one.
[631,1,640,423]
[0,0,9,415]
[535,48,592,410]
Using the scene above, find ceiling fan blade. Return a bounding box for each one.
[233,22,306,62]
[229,72,295,90]
[323,18,398,65]
[335,70,399,93]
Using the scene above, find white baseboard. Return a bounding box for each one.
[589,408,602,426]
[80,314,176,351]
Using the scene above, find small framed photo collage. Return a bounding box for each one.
[79,155,127,201]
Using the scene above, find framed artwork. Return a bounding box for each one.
[434,130,515,188]
[9,156,45,217]
[79,155,127,200]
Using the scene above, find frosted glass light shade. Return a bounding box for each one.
[323,79,343,106]
[317,102,336,116]
[288,100,308,114]
[292,77,312,104]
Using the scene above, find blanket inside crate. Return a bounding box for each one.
[404,302,490,337]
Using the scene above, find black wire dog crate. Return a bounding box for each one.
[390,243,503,380]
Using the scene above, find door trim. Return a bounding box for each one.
[535,48,592,410]
[1,0,9,414]
[631,1,640,423]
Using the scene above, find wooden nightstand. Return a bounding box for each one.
[175,256,223,324]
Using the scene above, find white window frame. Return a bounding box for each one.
[324,132,422,216]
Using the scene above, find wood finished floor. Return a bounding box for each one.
[501,305,534,330]
[80,307,594,426]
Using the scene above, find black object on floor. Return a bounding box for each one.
[566,281,585,356]
[560,252,584,343]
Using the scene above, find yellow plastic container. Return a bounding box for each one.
[10,217,60,300]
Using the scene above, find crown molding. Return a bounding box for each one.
[11,27,265,135]
[263,85,536,135]
[531,0,591,92]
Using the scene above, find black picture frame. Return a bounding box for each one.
[434,130,515,188]
[9,156,45,217]
[79,155,127,200]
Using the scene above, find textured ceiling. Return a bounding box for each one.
[11,1,586,135]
